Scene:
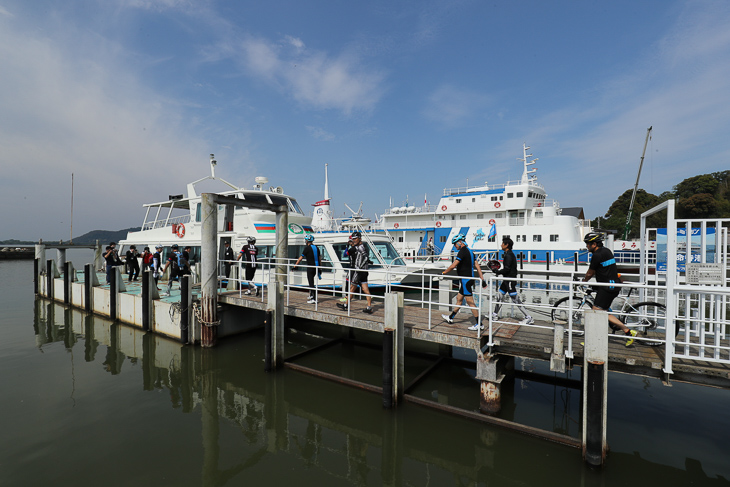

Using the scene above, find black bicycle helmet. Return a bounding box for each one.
[247,236,256,244]
[583,232,604,244]
[486,260,501,272]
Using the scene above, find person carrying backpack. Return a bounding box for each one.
[160,244,188,296]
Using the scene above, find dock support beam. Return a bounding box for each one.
[34,244,45,295]
[142,269,151,331]
[84,263,97,312]
[551,320,566,373]
[180,275,191,344]
[476,352,514,415]
[266,275,285,371]
[383,292,404,408]
[63,261,72,305]
[46,259,54,300]
[200,193,218,348]
[582,310,608,467]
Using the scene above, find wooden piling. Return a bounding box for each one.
[582,309,608,467]
[383,292,404,407]
[142,269,150,331]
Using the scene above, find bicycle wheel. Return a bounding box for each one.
[551,296,593,330]
[622,302,668,347]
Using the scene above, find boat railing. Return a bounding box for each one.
[443,180,545,196]
[142,214,192,231]
[383,204,437,215]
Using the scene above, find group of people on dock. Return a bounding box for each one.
[438,232,637,346]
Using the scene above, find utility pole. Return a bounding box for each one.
[623,127,652,240]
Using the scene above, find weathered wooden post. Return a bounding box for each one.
[551,319,566,373]
[180,274,191,344]
[34,243,45,295]
[383,292,404,408]
[110,266,118,320]
[583,309,609,467]
[46,259,54,300]
[63,261,72,305]
[200,193,218,347]
[84,263,97,312]
[142,269,151,332]
[264,205,288,370]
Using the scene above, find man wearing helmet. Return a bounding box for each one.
[337,231,373,314]
[294,234,321,304]
[237,236,259,296]
[441,233,487,331]
[582,232,637,346]
[491,237,533,325]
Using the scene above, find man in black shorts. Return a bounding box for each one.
[293,234,320,304]
[491,237,533,324]
[582,232,637,346]
[237,236,259,296]
[337,231,373,314]
[441,233,487,331]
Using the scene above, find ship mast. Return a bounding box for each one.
[520,143,538,184]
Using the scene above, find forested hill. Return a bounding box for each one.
[1,228,141,246]
[592,170,730,239]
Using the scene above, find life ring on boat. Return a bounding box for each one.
[176,224,185,238]
[436,221,442,227]
[489,219,496,225]
[441,205,447,211]
[494,202,501,208]
[394,223,399,229]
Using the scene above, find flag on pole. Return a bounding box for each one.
[424,193,427,205]
[488,222,497,239]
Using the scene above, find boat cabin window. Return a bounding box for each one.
[507,193,513,198]
[477,214,484,219]
[369,241,405,266]
[550,234,559,242]
[472,198,476,202]
[398,237,403,242]
[495,212,503,218]
[516,192,523,197]
[499,196,503,200]
[195,204,202,222]
[456,198,462,203]
[439,236,447,243]
[459,215,466,220]
[533,235,542,242]
[535,211,543,218]
[287,199,304,215]
[491,196,498,202]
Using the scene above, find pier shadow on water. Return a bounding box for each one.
[1,287,728,486]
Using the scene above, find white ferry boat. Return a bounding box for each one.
[376,144,593,266]
[118,155,412,290]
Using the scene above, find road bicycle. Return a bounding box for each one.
[550,285,676,346]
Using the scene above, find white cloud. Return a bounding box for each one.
[237,36,386,115]
[306,126,335,141]
[421,84,490,128]
[0,11,238,240]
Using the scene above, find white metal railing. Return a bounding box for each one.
[215,254,730,372]
[142,214,192,231]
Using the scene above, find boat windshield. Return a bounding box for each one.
[288,199,303,214]
[369,241,406,266]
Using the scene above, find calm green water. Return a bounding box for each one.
[1,255,729,486]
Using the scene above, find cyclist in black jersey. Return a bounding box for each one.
[441,233,487,331]
[491,237,533,324]
[582,232,637,346]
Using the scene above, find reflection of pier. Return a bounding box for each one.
[33,300,729,486]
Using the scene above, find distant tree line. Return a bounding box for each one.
[591,170,730,239]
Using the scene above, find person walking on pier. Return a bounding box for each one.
[160,244,188,296]
[294,234,321,304]
[337,231,373,314]
[222,241,234,283]
[125,245,141,282]
[152,245,163,288]
[142,246,153,273]
[103,242,121,285]
[441,234,487,331]
[582,232,637,346]
[491,237,533,325]
[237,237,259,296]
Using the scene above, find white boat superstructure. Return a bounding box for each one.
[376,144,593,266]
[119,155,413,290]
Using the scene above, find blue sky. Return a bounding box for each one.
[2,0,730,241]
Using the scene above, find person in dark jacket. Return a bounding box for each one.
[125,245,140,282]
[491,237,533,324]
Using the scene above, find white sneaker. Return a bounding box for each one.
[160,292,169,297]
[520,316,534,325]
[307,298,317,304]
[441,314,454,324]
[491,313,499,321]
[244,290,252,295]
[468,323,484,331]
